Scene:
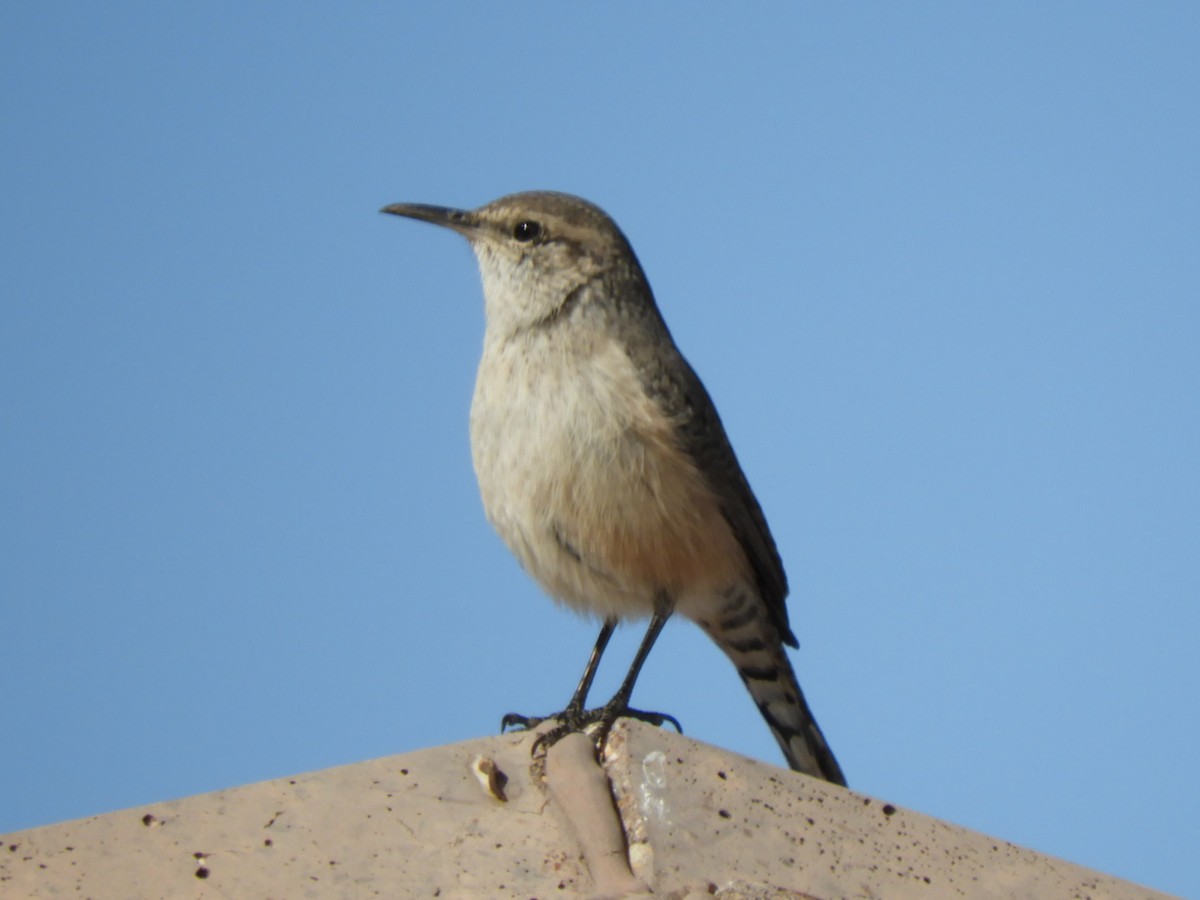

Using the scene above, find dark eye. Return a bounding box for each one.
[513,220,542,242]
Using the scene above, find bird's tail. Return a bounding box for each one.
[702,614,846,786]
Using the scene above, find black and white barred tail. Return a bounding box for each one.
[700,589,846,786]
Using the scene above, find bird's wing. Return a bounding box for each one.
[622,312,796,647]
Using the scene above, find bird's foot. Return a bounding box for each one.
[501,701,682,758]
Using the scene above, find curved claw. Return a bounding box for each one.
[625,707,683,734]
[500,712,547,733]
[530,726,568,758]
[508,703,685,760]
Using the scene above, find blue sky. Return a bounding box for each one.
[2,4,1197,896]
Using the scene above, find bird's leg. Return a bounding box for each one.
[520,598,682,759]
[501,618,616,732]
[562,616,617,718]
[583,602,680,750]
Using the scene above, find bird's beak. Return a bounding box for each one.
[380,203,478,236]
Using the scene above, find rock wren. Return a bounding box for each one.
[382,191,845,785]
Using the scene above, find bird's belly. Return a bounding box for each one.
[470,339,746,619]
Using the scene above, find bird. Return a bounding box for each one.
[381,191,845,785]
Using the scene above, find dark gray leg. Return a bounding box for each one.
[501,617,616,732]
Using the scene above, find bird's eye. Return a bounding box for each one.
[513,220,542,242]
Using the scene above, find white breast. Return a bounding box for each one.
[469,326,748,621]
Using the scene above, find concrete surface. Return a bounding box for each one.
[0,720,1173,899]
